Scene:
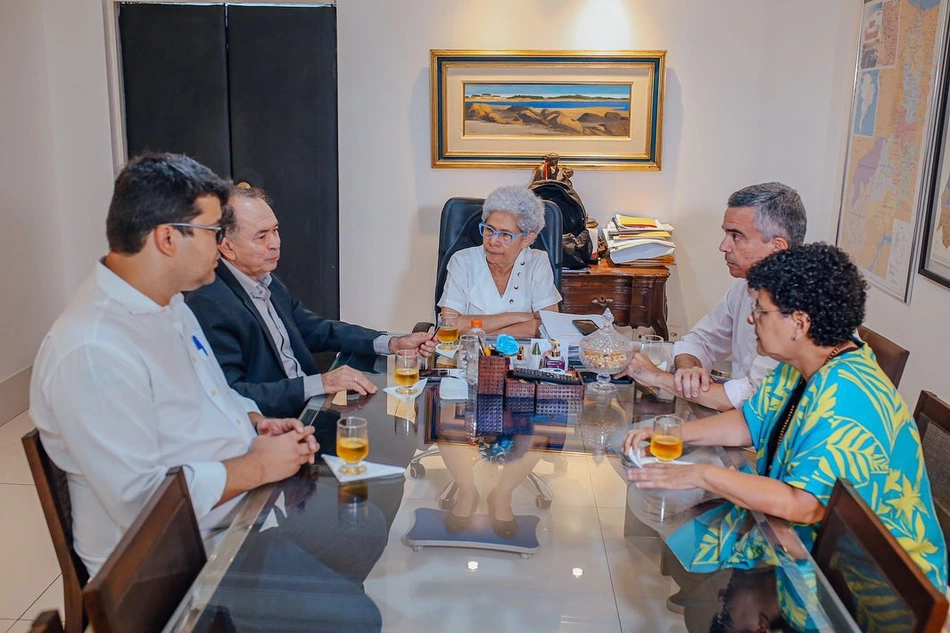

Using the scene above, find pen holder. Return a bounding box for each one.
[477,355,506,395]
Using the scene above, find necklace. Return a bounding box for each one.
[764,340,855,472]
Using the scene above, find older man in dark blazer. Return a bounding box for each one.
[187,186,434,418]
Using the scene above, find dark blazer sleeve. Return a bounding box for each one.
[187,286,308,418]
[271,277,384,356]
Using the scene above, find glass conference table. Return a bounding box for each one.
[162,354,858,633]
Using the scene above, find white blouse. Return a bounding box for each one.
[438,246,562,315]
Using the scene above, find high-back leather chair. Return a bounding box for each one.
[914,390,950,565]
[21,430,88,633]
[432,196,563,313]
[83,467,206,633]
[813,478,948,633]
[857,325,910,388]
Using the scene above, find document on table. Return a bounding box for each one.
[538,311,605,348]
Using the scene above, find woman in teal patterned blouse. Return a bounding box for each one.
[622,244,947,594]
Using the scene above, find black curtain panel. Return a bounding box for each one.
[227,5,340,321]
[119,3,231,178]
[119,4,340,335]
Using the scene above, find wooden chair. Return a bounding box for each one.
[21,430,88,633]
[813,479,948,633]
[83,467,207,633]
[857,325,910,388]
[30,611,64,633]
[915,390,950,564]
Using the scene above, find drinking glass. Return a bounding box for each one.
[436,315,460,352]
[458,334,481,383]
[640,335,667,369]
[641,334,674,401]
[337,416,369,475]
[394,349,421,394]
[650,415,684,462]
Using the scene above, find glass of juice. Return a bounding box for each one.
[337,416,369,475]
[436,315,460,352]
[650,414,684,462]
[640,335,666,368]
[394,349,420,395]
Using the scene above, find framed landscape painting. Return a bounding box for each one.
[430,50,666,170]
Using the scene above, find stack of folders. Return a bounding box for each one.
[603,214,675,266]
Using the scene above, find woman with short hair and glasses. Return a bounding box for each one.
[622,244,947,598]
[438,185,560,336]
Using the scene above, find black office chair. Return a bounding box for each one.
[414,196,563,332]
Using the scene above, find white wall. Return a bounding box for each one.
[0,0,113,385]
[2,0,946,410]
[336,0,858,335]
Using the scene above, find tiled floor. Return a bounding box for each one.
[0,411,64,633]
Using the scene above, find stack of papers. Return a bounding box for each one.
[603,215,675,265]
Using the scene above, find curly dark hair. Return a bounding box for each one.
[746,243,866,347]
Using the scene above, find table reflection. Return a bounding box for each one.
[162,353,853,633]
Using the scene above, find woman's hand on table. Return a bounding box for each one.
[627,462,711,490]
[621,427,653,460]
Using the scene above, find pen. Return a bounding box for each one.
[192,335,208,356]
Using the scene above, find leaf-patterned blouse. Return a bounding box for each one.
[665,340,948,593]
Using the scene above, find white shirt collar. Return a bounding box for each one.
[222,259,271,300]
[94,259,179,315]
[479,246,528,279]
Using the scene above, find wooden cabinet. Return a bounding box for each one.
[561,260,670,338]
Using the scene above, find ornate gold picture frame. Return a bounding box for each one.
[430,50,666,170]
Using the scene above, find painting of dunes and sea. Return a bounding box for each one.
[463,83,631,138]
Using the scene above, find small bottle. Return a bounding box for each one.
[543,340,567,372]
[514,345,526,369]
[470,318,488,355]
[530,341,543,370]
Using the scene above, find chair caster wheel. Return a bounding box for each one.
[412,545,423,552]
[439,497,456,511]
[409,463,426,478]
[520,553,531,560]
[536,496,551,509]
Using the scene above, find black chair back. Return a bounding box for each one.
[21,430,88,633]
[813,478,948,633]
[433,197,563,313]
[83,467,207,633]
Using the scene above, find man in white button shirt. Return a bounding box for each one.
[620,182,807,411]
[187,186,436,418]
[29,154,319,578]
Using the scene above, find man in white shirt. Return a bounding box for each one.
[620,182,806,411]
[187,186,436,418]
[30,154,319,578]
